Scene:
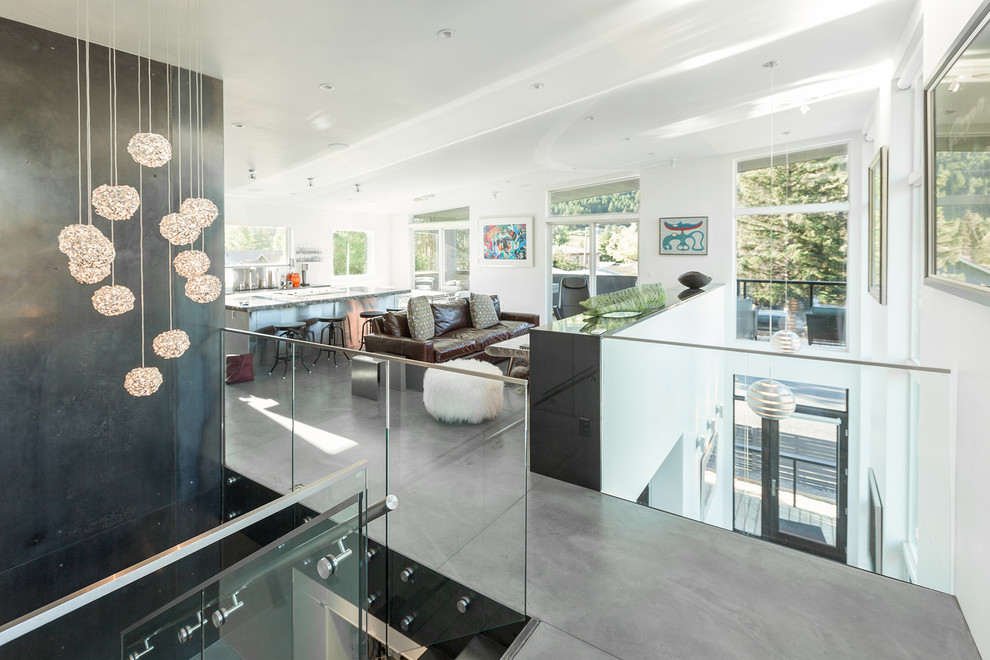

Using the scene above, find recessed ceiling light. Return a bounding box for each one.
[622,137,630,142]
[531,83,545,90]
[585,116,596,121]
[327,143,349,151]
[436,28,456,39]
[231,122,245,128]
[319,83,335,91]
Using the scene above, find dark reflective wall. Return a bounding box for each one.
[0,16,223,625]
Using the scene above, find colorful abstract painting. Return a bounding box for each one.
[660,216,708,255]
[481,218,532,266]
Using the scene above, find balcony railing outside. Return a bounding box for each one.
[736,278,847,347]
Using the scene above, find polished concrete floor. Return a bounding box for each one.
[224,347,980,659]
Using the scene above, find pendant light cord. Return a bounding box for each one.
[85,0,93,226]
[76,0,83,225]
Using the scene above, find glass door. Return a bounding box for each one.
[549,223,591,311]
[412,227,470,293]
[594,222,639,297]
[733,376,847,563]
[547,222,638,315]
[767,412,847,562]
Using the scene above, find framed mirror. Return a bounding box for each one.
[927,5,990,296]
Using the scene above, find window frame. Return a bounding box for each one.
[331,229,374,278]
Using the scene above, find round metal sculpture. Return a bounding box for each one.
[153,329,190,359]
[68,260,111,284]
[124,366,163,397]
[92,184,140,221]
[127,132,173,167]
[180,197,219,228]
[185,274,222,303]
[745,378,796,420]
[92,284,135,316]
[159,212,201,246]
[58,224,115,266]
[770,329,801,353]
[173,249,211,278]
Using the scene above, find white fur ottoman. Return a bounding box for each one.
[423,359,504,424]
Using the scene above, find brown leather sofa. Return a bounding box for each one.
[364,295,539,363]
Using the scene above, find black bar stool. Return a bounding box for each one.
[269,322,312,376]
[313,316,349,367]
[358,310,385,350]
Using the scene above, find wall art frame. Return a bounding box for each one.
[660,216,708,255]
[868,146,888,305]
[481,217,533,267]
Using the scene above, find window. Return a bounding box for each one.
[410,207,470,291]
[333,230,371,277]
[225,225,289,266]
[547,179,639,315]
[734,145,849,346]
[549,178,639,217]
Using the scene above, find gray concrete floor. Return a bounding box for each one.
[224,349,980,659]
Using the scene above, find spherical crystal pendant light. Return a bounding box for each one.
[124,366,163,396]
[92,284,135,316]
[92,184,141,221]
[127,132,173,167]
[185,274,222,303]
[180,197,219,228]
[173,249,211,278]
[770,329,801,353]
[153,329,190,359]
[745,378,796,420]
[68,260,111,284]
[58,224,115,266]
[159,213,201,246]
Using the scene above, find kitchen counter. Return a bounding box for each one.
[225,285,411,312]
[224,285,410,351]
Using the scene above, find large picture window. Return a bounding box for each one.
[734,145,849,347]
[225,225,290,266]
[333,230,371,277]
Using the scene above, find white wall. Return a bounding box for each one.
[921,0,990,654]
[224,198,397,289]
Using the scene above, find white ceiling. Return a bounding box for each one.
[0,0,914,213]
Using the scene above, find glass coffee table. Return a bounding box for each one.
[485,334,530,377]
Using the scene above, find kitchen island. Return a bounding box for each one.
[225,285,410,353]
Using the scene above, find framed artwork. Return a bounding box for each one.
[660,216,707,255]
[481,217,533,267]
[868,146,888,304]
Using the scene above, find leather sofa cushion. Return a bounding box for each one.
[457,326,510,349]
[432,337,479,362]
[382,312,409,337]
[499,320,534,337]
[433,299,470,335]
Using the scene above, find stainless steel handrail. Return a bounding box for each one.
[604,335,951,375]
[224,327,529,385]
[0,460,369,646]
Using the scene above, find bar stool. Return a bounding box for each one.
[359,310,385,350]
[269,322,312,376]
[313,316,349,367]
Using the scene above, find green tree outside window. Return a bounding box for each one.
[334,230,369,276]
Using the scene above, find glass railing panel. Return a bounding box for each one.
[600,334,952,593]
[1,462,368,659]
[384,358,528,653]
[223,331,295,494]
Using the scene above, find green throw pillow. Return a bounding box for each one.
[579,283,666,316]
[407,296,435,340]
[469,293,499,329]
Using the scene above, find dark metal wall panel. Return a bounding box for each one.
[0,15,223,625]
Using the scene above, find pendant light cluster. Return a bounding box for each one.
[746,60,797,421]
[59,0,218,397]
